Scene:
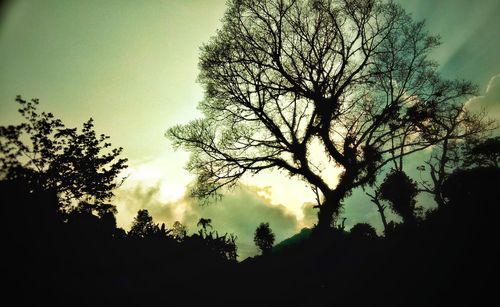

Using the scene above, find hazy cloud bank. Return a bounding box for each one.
[113,74,500,259]
[115,183,302,259]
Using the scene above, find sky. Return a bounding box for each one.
[1,0,499,259]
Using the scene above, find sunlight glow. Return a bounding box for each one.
[125,161,188,203]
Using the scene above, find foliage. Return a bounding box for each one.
[254,222,275,255]
[197,217,213,233]
[193,229,239,262]
[0,96,127,213]
[4,162,498,304]
[171,221,188,241]
[350,223,377,239]
[462,136,500,168]
[128,209,170,238]
[442,166,500,209]
[379,170,419,224]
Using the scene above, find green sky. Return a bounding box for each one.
[1,0,499,259]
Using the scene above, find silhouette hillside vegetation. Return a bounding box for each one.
[1,0,499,304]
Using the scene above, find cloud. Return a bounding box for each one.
[466,74,500,123]
[115,183,300,260]
[301,202,317,228]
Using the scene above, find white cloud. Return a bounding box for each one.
[466,74,500,123]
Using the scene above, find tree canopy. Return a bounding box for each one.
[0,96,128,214]
[379,169,418,224]
[254,222,275,255]
[128,209,169,239]
[168,0,484,231]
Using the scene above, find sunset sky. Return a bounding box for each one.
[1,0,499,258]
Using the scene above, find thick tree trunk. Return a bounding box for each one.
[316,190,344,234]
[315,167,358,235]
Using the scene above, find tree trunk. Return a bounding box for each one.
[315,167,358,234]
[434,188,446,207]
[371,197,388,233]
[316,190,344,234]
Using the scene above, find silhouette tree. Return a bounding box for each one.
[416,106,492,207]
[254,222,275,255]
[188,218,239,261]
[128,209,169,238]
[462,136,500,168]
[350,223,377,239]
[0,96,127,213]
[171,221,188,241]
[379,170,419,225]
[197,217,213,234]
[168,0,477,232]
[366,187,389,233]
[201,231,239,261]
[442,166,500,210]
[224,233,238,261]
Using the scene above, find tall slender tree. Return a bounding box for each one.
[254,222,275,255]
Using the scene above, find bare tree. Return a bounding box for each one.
[366,104,491,231]
[417,106,493,207]
[168,0,477,233]
[366,186,388,233]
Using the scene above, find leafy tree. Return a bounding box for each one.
[442,167,500,210]
[254,222,275,255]
[223,233,238,261]
[129,209,155,238]
[65,202,120,240]
[379,170,419,225]
[199,230,238,261]
[350,223,377,239]
[171,221,188,241]
[168,0,478,232]
[188,217,239,261]
[128,209,169,239]
[462,136,500,168]
[0,96,127,213]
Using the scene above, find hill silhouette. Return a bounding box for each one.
[272,227,312,253]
